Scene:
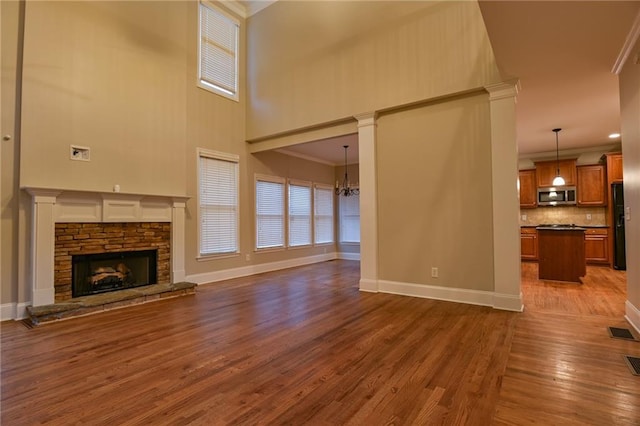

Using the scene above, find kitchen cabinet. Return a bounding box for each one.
[538,228,586,283]
[585,228,609,265]
[520,228,538,260]
[535,159,577,187]
[519,169,537,208]
[577,164,606,206]
[606,153,623,183]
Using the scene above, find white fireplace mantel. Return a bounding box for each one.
[24,188,189,307]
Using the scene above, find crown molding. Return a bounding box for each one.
[612,8,640,75]
[219,0,247,19]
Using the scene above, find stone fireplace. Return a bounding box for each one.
[26,188,188,307]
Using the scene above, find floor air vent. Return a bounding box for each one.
[608,327,638,341]
[623,355,640,376]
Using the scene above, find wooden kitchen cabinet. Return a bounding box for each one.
[538,228,586,282]
[521,228,538,261]
[606,153,623,183]
[585,228,609,264]
[535,159,577,187]
[519,169,537,208]
[577,164,606,206]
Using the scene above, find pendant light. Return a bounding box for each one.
[335,145,359,197]
[551,128,565,187]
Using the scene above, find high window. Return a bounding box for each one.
[198,1,239,100]
[198,149,239,256]
[288,181,312,247]
[314,185,334,244]
[256,176,285,249]
[339,194,360,243]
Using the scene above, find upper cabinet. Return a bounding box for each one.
[535,159,577,187]
[518,169,537,208]
[577,164,606,206]
[605,153,623,183]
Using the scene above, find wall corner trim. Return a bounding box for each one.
[625,300,640,335]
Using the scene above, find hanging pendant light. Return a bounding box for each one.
[551,128,565,187]
[335,145,359,197]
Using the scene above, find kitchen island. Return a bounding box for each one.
[536,225,586,283]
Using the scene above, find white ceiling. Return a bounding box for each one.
[245,1,640,165]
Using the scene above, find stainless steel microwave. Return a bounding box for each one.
[537,187,576,206]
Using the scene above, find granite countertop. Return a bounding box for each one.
[521,224,609,229]
[535,225,587,231]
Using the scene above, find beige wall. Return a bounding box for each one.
[376,93,495,290]
[246,0,501,140]
[619,36,640,322]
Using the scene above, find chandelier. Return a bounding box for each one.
[335,145,359,197]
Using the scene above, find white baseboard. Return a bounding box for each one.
[186,252,338,285]
[378,279,496,308]
[359,278,378,293]
[339,252,361,261]
[493,292,524,312]
[1,302,30,321]
[625,300,640,335]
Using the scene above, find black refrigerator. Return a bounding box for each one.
[612,183,626,270]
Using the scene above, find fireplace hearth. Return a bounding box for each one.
[72,250,157,297]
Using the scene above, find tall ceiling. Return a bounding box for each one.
[243,0,640,165]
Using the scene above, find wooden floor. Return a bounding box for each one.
[1,261,638,425]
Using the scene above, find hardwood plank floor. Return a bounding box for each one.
[1,260,638,425]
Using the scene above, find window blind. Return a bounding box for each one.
[314,186,334,244]
[199,1,238,98]
[288,183,311,247]
[256,179,284,249]
[339,194,360,243]
[199,153,238,255]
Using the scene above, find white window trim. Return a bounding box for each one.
[197,148,240,260]
[255,174,286,251]
[198,0,240,101]
[313,183,335,245]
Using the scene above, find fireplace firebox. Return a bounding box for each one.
[72,250,157,297]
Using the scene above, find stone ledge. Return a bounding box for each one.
[26,282,197,326]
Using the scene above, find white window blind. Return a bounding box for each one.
[198,151,239,256]
[288,182,312,247]
[314,185,334,244]
[339,194,360,243]
[199,1,239,100]
[256,178,285,249]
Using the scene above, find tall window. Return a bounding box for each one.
[256,176,285,249]
[198,1,239,100]
[288,181,312,247]
[198,149,239,256]
[339,194,360,243]
[314,185,334,244]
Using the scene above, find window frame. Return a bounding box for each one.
[314,184,335,245]
[197,148,240,259]
[197,0,240,101]
[255,174,286,251]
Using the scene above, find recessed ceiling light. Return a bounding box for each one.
[609,133,621,139]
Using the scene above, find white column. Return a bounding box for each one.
[26,189,61,306]
[485,81,523,312]
[354,112,378,292]
[171,198,188,283]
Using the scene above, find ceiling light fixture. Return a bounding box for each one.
[335,145,359,197]
[552,128,565,187]
[609,133,621,139]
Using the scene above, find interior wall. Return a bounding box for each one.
[619,36,640,323]
[376,93,495,290]
[246,0,501,140]
[19,1,187,195]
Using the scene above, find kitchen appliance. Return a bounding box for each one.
[612,183,626,270]
[537,187,576,206]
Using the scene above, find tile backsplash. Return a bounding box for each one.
[519,206,606,226]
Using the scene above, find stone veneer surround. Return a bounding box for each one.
[25,188,188,307]
[54,222,171,302]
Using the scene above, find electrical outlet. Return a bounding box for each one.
[586,214,592,220]
[70,145,90,161]
[431,267,438,278]
[245,254,251,261]
[521,214,527,221]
